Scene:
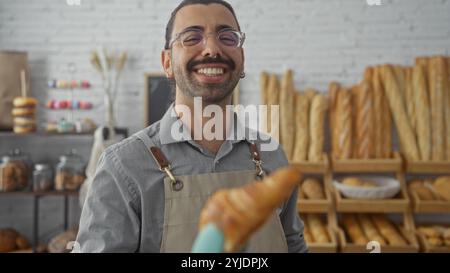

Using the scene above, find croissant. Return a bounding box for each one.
[198,167,302,253]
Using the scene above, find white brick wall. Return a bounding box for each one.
[1,0,449,134]
[1,0,450,245]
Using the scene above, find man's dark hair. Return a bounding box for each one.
[164,0,241,50]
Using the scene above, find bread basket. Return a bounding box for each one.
[333,175,401,199]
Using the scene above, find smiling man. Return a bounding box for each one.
[75,0,308,253]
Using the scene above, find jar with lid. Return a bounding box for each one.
[55,150,86,191]
[33,164,54,192]
[0,149,32,192]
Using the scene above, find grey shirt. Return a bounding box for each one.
[76,105,308,253]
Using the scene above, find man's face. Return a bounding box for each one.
[164,4,244,104]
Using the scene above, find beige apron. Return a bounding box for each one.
[136,131,288,253]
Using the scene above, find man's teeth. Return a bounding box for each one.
[197,68,224,76]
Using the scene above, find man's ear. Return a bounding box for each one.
[161,50,174,78]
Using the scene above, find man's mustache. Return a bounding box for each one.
[187,56,236,71]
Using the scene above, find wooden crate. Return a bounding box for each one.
[297,177,333,213]
[331,152,402,173]
[290,153,329,174]
[415,223,450,253]
[300,212,338,253]
[336,213,419,253]
[406,161,450,174]
[329,173,410,213]
[408,187,450,213]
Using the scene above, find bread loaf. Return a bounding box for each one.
[329,82,340,159]
[405,67,417,133]
[355,81,374,159]
[308,94,327,162]
[301,178,325,199]
[380,65,420,161]
[292,92,309,162]
[412,64,431,161]
[266,74,280,141]
[280,70,295,160]
[307,214,330,243]
[342,214,368,245]
[428,57,446,161]
[373,66,392,158]
[371,214,407,246]
[408,180,435,201]
[445,58,450,161]
[260,71,269,106]
[335,87,353,159]
[357,214,386,245]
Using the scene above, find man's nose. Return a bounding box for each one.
[201,35,223,58]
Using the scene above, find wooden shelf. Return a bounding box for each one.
[406,160,450,174]
[409,188,450,213]
[0,190,79,197]
[331,152,402,173]
[290,153,329,174]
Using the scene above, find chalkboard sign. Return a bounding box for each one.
[143,72,241,127]
[144,73,174,127]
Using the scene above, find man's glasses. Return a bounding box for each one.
[169,29,245,49]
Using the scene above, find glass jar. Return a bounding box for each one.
[55,150,86,191]
[33,164,54,192]
[0,149,32,192]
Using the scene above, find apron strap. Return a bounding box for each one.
[248,142,266,179]
[134,130,180,190]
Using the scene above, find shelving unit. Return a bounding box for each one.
[291,155,338,253]
[0,190,79,253]
[404,160,450,252]
[328,154,419,253]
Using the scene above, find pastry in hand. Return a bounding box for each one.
[301,178,325,199]
[198,167,302,253]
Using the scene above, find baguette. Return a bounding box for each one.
[355,81,374,159]
[308,94,327,162]
[380,65,419,161]
[292,92,309,162]
[260,72,270,134]
[371,214,407,246]
[412,64,431,161]
[357,214,386,246]
[329,82,341,159]
[307,214,330,243]
[335,87,353,159]
[280,70,295,160]
[428,57,446,161]
[342,214,368,245]
[351,86,359,158]
[405,67,417,133]
[372,66,386,158]
[445,57,450,160]
[266,74,280,141]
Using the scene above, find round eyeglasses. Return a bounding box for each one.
[169,29,245,49]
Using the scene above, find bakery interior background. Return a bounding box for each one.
[0,0,450,253]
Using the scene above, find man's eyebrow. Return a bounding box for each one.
[216,24,236,32]
[180,25,204,33]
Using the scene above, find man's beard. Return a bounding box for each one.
[173,56,241,104]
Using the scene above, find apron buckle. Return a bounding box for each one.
[252,159,265,180]
[162,166,184,191]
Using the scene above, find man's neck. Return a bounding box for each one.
[174,91,233,155]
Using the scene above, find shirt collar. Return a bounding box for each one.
[159,103,253,145]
